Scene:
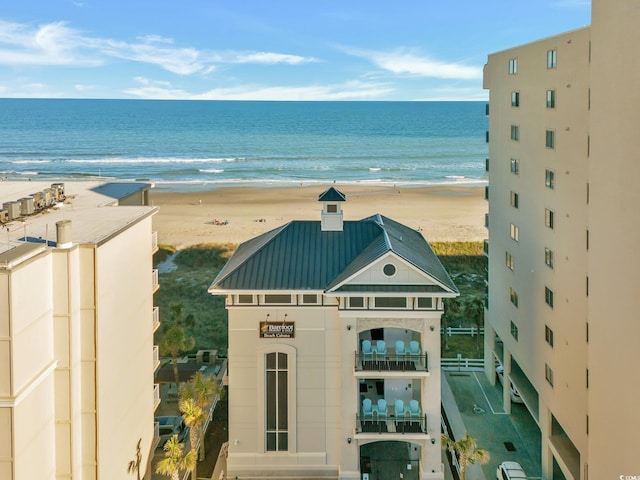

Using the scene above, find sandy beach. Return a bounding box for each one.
[150,185,487,249]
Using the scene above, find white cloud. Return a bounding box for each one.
[344,47,482,80]
[74,83,96,92]
[0,18,318,74]
[234,52,317,65]
[123,79,394,101]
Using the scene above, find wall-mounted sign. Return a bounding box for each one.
[259,321,295,338]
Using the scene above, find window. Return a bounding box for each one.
[546,89,556,108]
[545,286,554,308]
[545,364,554,387]
[302,294,319,304]
[511,91,520,107]
[509,58,518,74]
[545,325,554,347]
[416,297,434,309]
[546,129,555,149]
[510,191,519,208]
[545,169,555,189]
[510,321,519,341]
[266,352,288,451]
[586,368,589,389]
[383,263,396,277]
[510,223,519,242]
[238,294,254,304]
[505,252,515,270]
[547,49,557,69]
[545,208,554,229]
[586,229,589,250]
[374,297,407,309]
[327,204,337,213]
[349,297,365,308]
[511,125,520,141]
[586,276,589,297]
[510,158,520,175]
[510,287,519,308]
[265,294,292,304]
[545,247,554,269]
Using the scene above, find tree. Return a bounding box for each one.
[160,324,195,385]
[169,303,195,329]
[179,371,222,461]
[442,297,462,351]
[179,398,205,480]
[464,296,485,351]
[441,432,490,480]
[156,435,196,480]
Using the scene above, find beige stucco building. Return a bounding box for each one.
[483,1,640,479]
[0,181,160,479]
[209,187,458,480]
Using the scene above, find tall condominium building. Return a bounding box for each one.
[209,187,457,480]
[483,1,640,479]
[0,181,161,479]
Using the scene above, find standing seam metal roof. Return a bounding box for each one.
[209,215,457,293]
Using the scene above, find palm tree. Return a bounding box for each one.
[160,324,195,385]
[441,432,490,480]
[156,435,196,480]
[179,397,205,480]
[169,303,195,329]
[179,371,222,461]
[464,296,485,351]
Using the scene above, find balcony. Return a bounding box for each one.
[153,306,160,332]
[154,383,161,411]
[483,239,489,257]
[356,413,428,435]
[354,352,429,373]
[151,231,159,253]
[152,421,161,452]
[485,158,489,172]
[152,269,159,293]
[153,345,160,372]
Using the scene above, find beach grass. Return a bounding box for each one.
[153,241,486,358]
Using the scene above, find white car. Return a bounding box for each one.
[496,366,524,404]
[497,461,527,480]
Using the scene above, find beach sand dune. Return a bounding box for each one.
[150,185,487,249]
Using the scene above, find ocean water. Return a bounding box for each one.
[0,99,487,191]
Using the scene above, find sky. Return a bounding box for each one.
[0,0,591,101]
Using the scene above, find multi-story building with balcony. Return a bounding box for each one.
[483,1,640,478]
[0,181,160,479]
[209,187,457,480]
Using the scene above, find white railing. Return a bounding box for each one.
[153,345,160,371]
[151,231,158,253]
[441,326,485,336]
[441,357,484,371]
[154,383,161,410]
[152,269,159,292]
[152,306,160,332]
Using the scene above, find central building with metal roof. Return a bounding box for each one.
[209,187,458,480]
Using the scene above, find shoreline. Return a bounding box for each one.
[150,184,488,249]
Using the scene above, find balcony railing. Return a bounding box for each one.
[154,383,161,410]
[356,413,428,435]
[153,306,160,332]
[483,239,489,256]
[153,345,160,372]
[151,231,158,253]
[354,352,429,372]
[152,269,159,293]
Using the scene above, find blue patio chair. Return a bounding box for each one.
[394,399,405,418]
[408,400,421,419]
[362,340,374,362]
[362,398,373,420]
[376,399,388,419]
[375,340,387,363]
[395,340,406,358]
[409,340,421,357]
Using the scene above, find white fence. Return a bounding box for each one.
[441,326,485,336]
[441,356,484,371]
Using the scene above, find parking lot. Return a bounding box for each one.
[443,369,542,480]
